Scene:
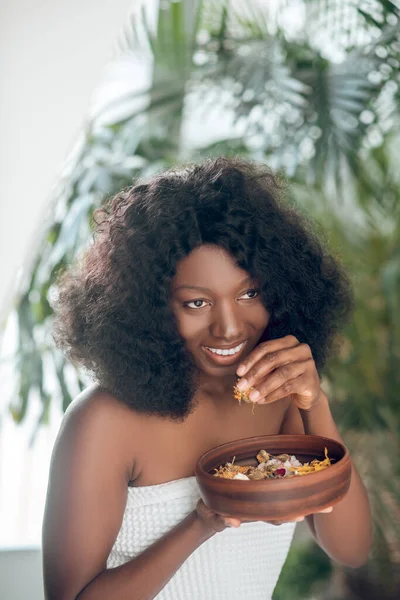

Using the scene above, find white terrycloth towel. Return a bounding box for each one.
[107,476,295,599]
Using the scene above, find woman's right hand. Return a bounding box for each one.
[196,499,242,533]
[195,499,333,533]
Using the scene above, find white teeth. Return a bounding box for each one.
[205,342,244,356]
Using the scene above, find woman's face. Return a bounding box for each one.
[171,245,270,379]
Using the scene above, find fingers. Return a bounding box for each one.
[223,517,241,528]
[236,340,312,394]
[251,360,313,403]
[196,500,243,531]
[293,507,333,521]
[270,516,303,526]
[236,335,300,378]
[274,506,334,526]
[223,507,333,530]
[257,370,317,405]
[196,498,333,534]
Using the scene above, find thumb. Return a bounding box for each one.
[223,517,241,528]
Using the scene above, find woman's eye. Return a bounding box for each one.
[185,300,208,309]
[240,289,259,300]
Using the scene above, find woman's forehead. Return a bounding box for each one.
[172,245,251,292]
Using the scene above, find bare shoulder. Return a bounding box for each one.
[59,384,139,461]
[43,385,139,599]
[64,383,135,426]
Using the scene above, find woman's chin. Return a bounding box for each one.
[196,360,238,381]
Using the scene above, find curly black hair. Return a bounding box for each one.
[52,157,353,420]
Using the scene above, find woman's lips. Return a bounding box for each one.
[201,341,247,366]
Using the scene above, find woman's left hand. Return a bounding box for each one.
[235,335,322,411]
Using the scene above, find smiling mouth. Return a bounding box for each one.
[204,341,246,357]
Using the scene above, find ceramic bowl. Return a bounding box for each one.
[195,434,351,523]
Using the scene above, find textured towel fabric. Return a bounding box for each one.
[107,476,295,599]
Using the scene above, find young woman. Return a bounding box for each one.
[42,157,372,599]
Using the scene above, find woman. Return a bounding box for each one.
[43,157,372,599]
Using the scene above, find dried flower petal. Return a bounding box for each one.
[213,447,333,480]
[233,473,250,480]
[274,468,287,477]
[256,450,270,463]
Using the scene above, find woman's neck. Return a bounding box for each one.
[194,372,237,404]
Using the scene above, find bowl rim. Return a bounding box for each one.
[195,433,350,487]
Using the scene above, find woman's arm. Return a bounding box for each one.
[235,335,372,567]
[281,393,372,568]
[42,389,218,600]
[75,511,213,600]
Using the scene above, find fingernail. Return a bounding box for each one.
[236,378,248,391]
[249,389,260,401]
[294,517,304,522]
[237,365,246,376]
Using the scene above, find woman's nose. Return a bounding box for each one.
[209,301,244,341]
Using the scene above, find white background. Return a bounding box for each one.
[0,0,133,548]
[0,0,133,324]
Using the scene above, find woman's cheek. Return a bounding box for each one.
[180,317,202,341]
[174,311,207,345]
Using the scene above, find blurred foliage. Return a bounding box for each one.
[1,0,400,598]
[273,538,332,599]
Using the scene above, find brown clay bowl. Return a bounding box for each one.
[195,434,351,523]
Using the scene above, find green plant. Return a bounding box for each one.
[273,539,332,600]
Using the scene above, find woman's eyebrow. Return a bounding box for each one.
[173,277,252,293]
[174,285,211,292]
